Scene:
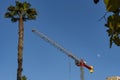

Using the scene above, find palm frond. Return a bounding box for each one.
[27,8,37,15]
[28,15,36,20]
[16,1,23,8]
[23,1,31,11]
[7,5,16,11]
[4,12,13,18]
[11,17,18,22]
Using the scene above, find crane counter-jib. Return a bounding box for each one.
[32,29,80,63]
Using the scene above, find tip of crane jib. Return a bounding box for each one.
[32,29,36,32]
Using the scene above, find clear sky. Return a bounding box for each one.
[1,0,120,80]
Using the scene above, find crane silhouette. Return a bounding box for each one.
[32,29,94,80]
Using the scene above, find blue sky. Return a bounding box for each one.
[1,0,120,80]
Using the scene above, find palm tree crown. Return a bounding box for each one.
[5,1,37,22]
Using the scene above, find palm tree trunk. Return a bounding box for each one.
[17,14,24,80]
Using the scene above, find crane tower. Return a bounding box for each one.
[32,29,94,80]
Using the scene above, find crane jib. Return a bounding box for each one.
[32,29,80,63]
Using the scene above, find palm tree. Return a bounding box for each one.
[4,1,37,80]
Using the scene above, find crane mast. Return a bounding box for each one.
[32,29,94,80]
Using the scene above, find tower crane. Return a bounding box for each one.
[32,29,94,80]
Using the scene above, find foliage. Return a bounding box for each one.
[22,76,27,80]
[104,0,120,48]
[4,1,37,22]
[104,0,120,12]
